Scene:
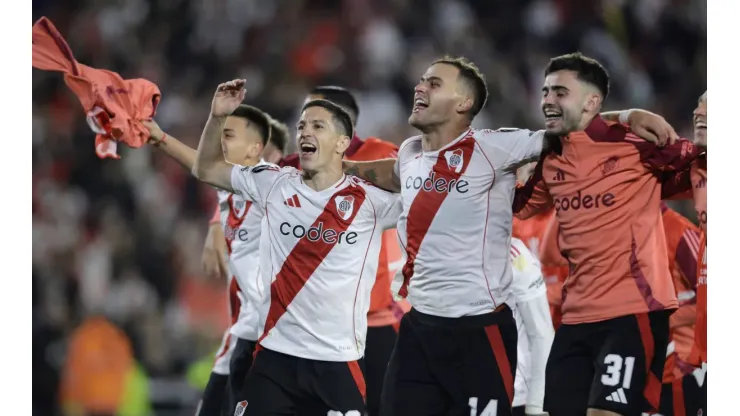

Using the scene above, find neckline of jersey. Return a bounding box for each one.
[299,173,348,196]
[422,127,473,156]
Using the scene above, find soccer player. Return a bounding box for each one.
[142,104,273,416]
[659,91,707,415]
[656,203,705,416]
[344,55,672,416]
[512,53,703,416]
[282,85,407,416]
[192,79,401,416]
[510,238,555,416]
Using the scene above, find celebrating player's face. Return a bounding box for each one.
[409,63,465,131]
[541,70,597,135]
[221,116,263,164]
[693,91,707,147]
[297,106,349,172]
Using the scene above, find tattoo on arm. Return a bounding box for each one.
[346,166,360,177]
[365,169,378,184]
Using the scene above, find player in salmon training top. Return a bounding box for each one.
[656,203,705,416]
[192,79,401,416]
[343,55,677,416]
[513,53,703,416]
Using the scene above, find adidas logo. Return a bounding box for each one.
[605,387,628,404]
[552,169,565,181]
[284,194,301,208]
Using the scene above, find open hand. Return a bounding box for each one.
[628,110,679,147]
[211,79,247,118]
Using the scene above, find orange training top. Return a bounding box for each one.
[513,116,702,324]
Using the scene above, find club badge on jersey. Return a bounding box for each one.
[335,195,356,221]
[445,149,465,173]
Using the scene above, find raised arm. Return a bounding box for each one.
[142,120,197,171]
[344,159,400,192]
[192,79,248,192]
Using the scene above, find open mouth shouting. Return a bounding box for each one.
[543,107,563,129]
[412,96,429,113]
[300,141,317,158]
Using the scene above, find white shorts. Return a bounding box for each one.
[213,328,237,375]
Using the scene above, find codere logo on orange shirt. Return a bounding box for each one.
[554,190,616,212]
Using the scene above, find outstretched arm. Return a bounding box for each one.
[142,120,197,171]
[192,79,248,192]
[344,159,401,192]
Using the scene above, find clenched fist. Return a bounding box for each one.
[211,79,247,118]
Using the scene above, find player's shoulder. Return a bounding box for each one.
[398,135,422,158]
[661,204,699,233]
[240,162,296,182]
[583,118,641,145]
[347,175,398,199]
[363,137,399,157]
[474,127,540,148]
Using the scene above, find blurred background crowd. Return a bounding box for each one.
[32,0,706,414]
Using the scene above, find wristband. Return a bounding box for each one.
[618,110,632,125]
[155,133,168,147]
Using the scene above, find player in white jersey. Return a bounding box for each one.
[191,79,402,416]
[342,56,677,416]
[509,238,554,416]
[143,104,273,416]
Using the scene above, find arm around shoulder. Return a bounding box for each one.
[344,158,401,192]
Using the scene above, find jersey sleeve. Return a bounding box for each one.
[209,204,220,224]
[510,238,547,302]
[369,186,402,230]
[393,137,415,180]
[478,128,546,172]
[632,136,704,172]
[230,163,284,208]
[513,156,554,220]
[660,169,694,200]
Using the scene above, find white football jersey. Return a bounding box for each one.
[217,159,270,341]
[393,127,545,317]
[510,237,554,412]
[230,165,401,361]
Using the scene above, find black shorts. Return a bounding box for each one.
[658,370,707,416]
[364,324,398,416]
[544,310,671,416]
[236,347,365,416]
[380,306,518,416]
[227,337,256,413]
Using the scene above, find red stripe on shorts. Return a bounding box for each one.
[637,313,661,411]
[484,325,513,405]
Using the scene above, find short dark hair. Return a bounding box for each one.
[267,117,289,153]
[301,99,354,138]
[230,104,271,146]
[310,86,359,123]
[433,55,488,119]
[544,52,610,100]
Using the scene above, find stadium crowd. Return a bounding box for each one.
[32,0,706,415]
